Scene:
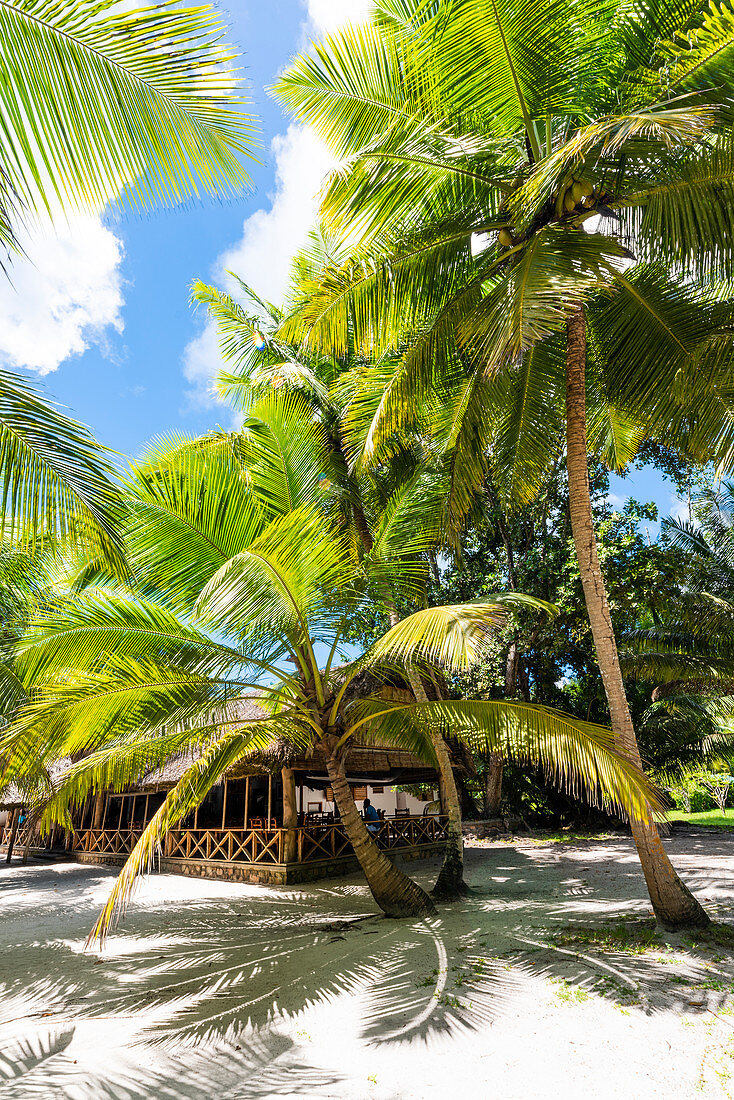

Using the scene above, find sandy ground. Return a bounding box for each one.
[2,832,734,1100]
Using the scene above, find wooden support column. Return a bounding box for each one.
[221,779,228,830]
[117,796,125,830]
[299,774,304,819]
[144,793,150,824]
[244,776,250,829]
[101,793,109,829]
[282,768,297,863]
[267,774,273,827]
[92,791,105,829]
[5,809,18,863]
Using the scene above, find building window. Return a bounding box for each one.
[325,787,334,801]
[371,785,384,794]
[352,786,367,801]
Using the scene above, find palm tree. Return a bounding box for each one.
[271,0,734,927]
[193,256,493,900]
[0,0,257,566]
[0,408,655,939]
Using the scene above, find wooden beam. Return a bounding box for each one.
[244,775,250,828]
[144,793,150,824]
[101,793,109,830]
[221,779,228,830]
[267,773,273,827]
[281,768,297,863]
[92,791,105,829]
[117,796,125,830]
[5,809,18,863]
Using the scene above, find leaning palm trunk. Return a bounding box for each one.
[565,309,709,930]
[406,669,468,900]
[321,734,435,917]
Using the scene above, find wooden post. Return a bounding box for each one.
[117,796,125,830]
[282,768,297,863]
[193,803,199,830]
[5,809,18,863]
[267,773,273,827]
[298,774,304,819]
[221,779,228,830]
[130,794,137,830]
[92,791,105,829]
[101,793,109,830]
[144,793,150,824]
[244,776,250,829]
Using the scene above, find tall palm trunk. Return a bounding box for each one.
[321,735,435,918]
[565,308,709,929]
[406,669,468,899]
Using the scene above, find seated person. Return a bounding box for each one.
[363,797,380,835]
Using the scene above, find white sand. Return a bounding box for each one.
[2,832,734,1099]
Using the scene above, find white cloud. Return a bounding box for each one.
[183,125,334,408]
[669,492,692,524]
[304,0,374,34]
[221,126,335,307]
[0,214,124,375]
[184,1,372,409]
[605,492,625,512]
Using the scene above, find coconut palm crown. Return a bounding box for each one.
[0,393,656,940]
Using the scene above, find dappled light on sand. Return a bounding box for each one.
[4,834,734,1098]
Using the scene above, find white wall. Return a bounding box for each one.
[298,783,438,817]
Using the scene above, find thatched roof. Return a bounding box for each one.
[0,758,74,809]
[0,782,23,810]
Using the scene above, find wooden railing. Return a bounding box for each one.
[0,824,41,851]
[68,815,448,866]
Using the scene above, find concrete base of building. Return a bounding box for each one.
[73,842,445,885]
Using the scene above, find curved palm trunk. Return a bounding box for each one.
[321,736,435,918]
[407,669,468,900]
[565,309,709,929]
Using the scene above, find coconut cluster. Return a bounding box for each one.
[495,173,596,250]
[554,175,594,218]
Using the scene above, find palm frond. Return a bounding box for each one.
[87,721,285,943]
[0,368,125,567]
[347,695,659,821]
[0,0,256,227]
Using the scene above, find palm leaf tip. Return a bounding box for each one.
[367,600,511,672]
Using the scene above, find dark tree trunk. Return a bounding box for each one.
[483,753,504,818]
[565,308,709,930]
[322,736,435,918]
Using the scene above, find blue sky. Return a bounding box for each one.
[0,0,678,526]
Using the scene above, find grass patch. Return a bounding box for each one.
[667,810,734,830]
[682,923,734,952]
[552,918,734,955]
[551,919,662,954]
